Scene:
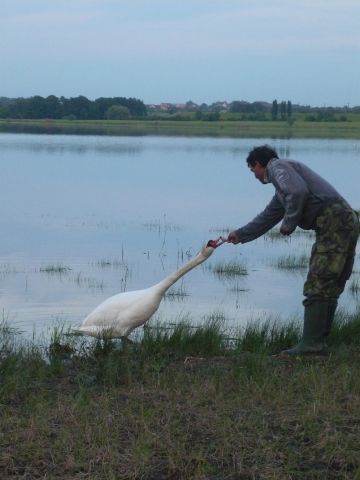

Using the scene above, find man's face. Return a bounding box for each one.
[249,161,267,184]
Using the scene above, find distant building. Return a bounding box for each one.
[158,103,173,111]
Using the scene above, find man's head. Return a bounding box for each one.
[246,145,278,184]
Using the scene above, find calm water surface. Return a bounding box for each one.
[0,133,359,338]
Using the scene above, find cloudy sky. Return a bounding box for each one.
[1,0,359,106]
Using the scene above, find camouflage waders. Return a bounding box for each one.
[282,199,359,355]
[303,199,359,306]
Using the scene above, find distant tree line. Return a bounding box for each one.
[228,99,293,120]
[227,99,358,122]
[270,100,292,120]
[228,100,359,116]
[229,101,270,114]
[1,95,359,121]
[0,95,147,120]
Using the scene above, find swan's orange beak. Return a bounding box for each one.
[206,237,227,248]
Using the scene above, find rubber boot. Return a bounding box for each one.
[324,303,337,338]
[280,302,329,356]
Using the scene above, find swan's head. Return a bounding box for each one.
[199,238,226,259]
[200,244,216,258]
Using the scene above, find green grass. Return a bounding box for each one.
[39,263,71,273]
[228,282,249,293]
[72,272,105,290]
[2,117,360,138]
[165,283,190,300]
[94,258,126,268]
[209,259,248,278]
[350,277,360,295]
[264,228,315,242]
[2,312,360,479]
[209,226,231,234]
[0,263,19,277]
[274,253,309,269]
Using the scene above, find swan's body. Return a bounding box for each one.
[74,244,215,338]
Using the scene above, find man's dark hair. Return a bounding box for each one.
[246,145,279,167]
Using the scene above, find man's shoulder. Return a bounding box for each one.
[269,158,305,174]
[271,158,299,166]
[268,158,295,175]
[267,158,307,189]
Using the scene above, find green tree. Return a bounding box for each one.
[27,96,48,118]
[231,101,253,113]
[105,105,130,120]
[280,101,287,120]
[44,95,63,118]
[202,112,220,121]
[185,100,198,111]
[287,100,292,118]
[271,100,278,120]
[67,96,91,119]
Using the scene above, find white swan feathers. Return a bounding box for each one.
[74,243,216,339]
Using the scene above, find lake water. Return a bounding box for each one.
[0,133,359,338]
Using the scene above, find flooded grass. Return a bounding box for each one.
[228,282,249,293]
[2,311,360,478]
[209,259,248,278]
[263,228,286,241]
[165,283,190,300]
[349,277,360,295]
[72,272,105,291]
[142,217,181,232]
[39,263,72,274]
[176,248,193,263]
[209,226,231,234]
[0,264,19,277]
[94,258,126,268]
[264,228,315,242]
[274,253,309,269]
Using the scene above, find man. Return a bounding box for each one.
[227,145,359,355]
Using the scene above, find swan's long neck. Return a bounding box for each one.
[154,248,212,295]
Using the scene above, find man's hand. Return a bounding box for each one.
[227,231,241,244]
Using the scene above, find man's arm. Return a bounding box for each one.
[228,195,284,244]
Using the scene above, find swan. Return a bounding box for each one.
[73,238,225,339]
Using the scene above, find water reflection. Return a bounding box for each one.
[0,133,359,338]
[0,135,144,156]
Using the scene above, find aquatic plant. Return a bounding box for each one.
[95,258,126,268]
[274,253,309,269]
[40,263,71,274]
[349,277,360,294]
[165,283,190,300]
[209,259,248,278]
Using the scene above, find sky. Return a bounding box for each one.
[1,0,359,106]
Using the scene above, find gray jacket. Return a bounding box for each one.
[236,158,347,243]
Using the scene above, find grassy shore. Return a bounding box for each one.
[1,117,360,139]
[1,312,360,479]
